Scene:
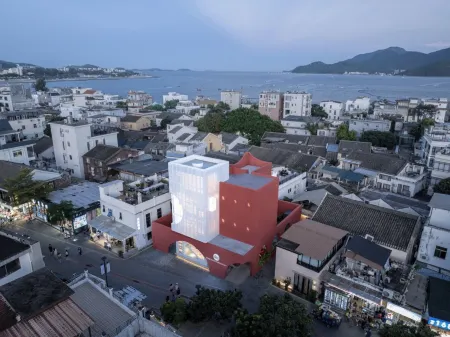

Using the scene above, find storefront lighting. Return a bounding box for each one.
[176,255,209,272]
[246,227,250,231]
[137,218,141,230]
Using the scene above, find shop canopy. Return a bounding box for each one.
[88,215,136,241]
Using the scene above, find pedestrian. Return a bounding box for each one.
[175,283,179,292]
[65,249,69,259]
[48,244,53,253]
[169,283,174,294]
[365,328,372,337]
[57,252,62,263]
[165,295,170,302]
[78,247,82,255]
[53,248,58,258]
[176,288,181,297]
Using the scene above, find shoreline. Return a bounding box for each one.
[1,75,156,84]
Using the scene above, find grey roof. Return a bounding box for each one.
[111,159,168,176]
[169,126,182,134]
[429,193,450,211]
[428,277,450,322]
[282,115,321,123]
[190,132,208,141]
[0,119,13,135]
[121,114,143,122]
[1,110,44,117]
[249,146,320,172]
[220,132,239,144]
[0,161,29,188]
[204,151,241,164]
[312,194,420,251]
[338,140,372,155]
[308,182,348,196]
[261,132,309,144]
[176,133,192,141]
[145,132,167,143]
[292,189,329,205]
[33,136,53,155]
[0,139,36,150]
[82,144,123,161]
[48,181,101,208]
[88,215,136,240]
[170,119,193,126]
[229,143,250,153]
[156,112,183,120]
[226,173,272,190]
[346,235,391,268]
[0,234,29,261]
[345,152,407,175]
[210,234,254,255]
[0,268,74,320]
[261,142,327,157]
[308,135,337,147]
[144,142,174,152]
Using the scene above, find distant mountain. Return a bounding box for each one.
[0,60,37,69]
[291,47,450,76]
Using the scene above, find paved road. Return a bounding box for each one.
[7,220,377,337]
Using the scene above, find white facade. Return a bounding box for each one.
[166,143,206,160]
[373,102,399,118]
[60,103,86,119]
[4,111,46,139]
[169,155,229,243]
[98,180,171,249]
[273,166,307,199]
[50,120,118,178]
[162,92,188,104]
[345,97,370,112]
[283,92,311,118]
[167,124,197,143]
[321,101,345,120]
[220,91,241,110]
[420,126,450,169]
[349,119,391,136]
[175,101,200,115]
[423,98,448,123]
[0,85,34,112]
[430,148,450,187]
[281,116,319,136]
[317,128,337,137]
[0,142,36,165]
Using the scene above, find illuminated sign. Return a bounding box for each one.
[213,254,220,262]
[386,303,421,322]
[73,214,87,229]
[428,317,450,330]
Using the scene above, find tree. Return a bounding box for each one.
[336,124,357,141]
[164,99,179,110]
[4,168,52,207]
[230,294,312,337]
[216,101,230,111]
[409,104,437,121]
[306,123,318,135]
[311,104,328,118]
[160,117,171,129]
[116,101,128,110]
[360,131,397,149]
[379,322,438,337]
[251,103,259,110]
[47,201,76,228]
[151,104,165,111]
[160,298,187,327]
[189,108,200,117]
[409,118,435,141]
[196,111,225,133]
[34,78,48,92]
[434,178,450,195]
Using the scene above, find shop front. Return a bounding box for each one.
[175,241,209,271]
[386,302,421,326]
[428,317,450,336]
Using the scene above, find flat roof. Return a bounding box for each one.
[0,233,29,262]
[48,181,100,208]
[429,193,450,211]
[88,215,136,240]
[210,235,254,256]
[182,159,217,169]
[226,174,272,190]
[111,159,168,177]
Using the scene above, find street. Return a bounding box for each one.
[6,219,377,337]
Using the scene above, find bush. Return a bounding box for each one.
[160,298,187,326]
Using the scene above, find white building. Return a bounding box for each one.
[373,102,399,118]
[419,125,450,169]
[127,90,153,110]
[417,193,450,276]
[349,119,391,136]
[281,116,320,135]
[0,85,34,112]
[175,100,200,115]
[72,88,105,107]
[272,166,307,199]
[320,100,345,120]
[0,65,23,76]
[162,92,188,104]
[50,119,118,178]
[423,98,448,123]
[166,143,206,161]
[59,102,86,119]
[0,230,45,286]
[2,110,46,139]
[283,92,311,118]
[220,90,241,110]
[86,114,121,127]
[430,147,450,187]
[167,123,198,143]
[169,155,229,243]
[345,97,370,112]
[89,180,171,252]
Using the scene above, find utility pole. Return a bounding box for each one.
[100,256,110,288]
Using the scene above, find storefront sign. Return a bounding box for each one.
[387,303,421,322]
[73,214,87,229]
[428,317,450,330]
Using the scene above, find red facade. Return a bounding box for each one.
[152,153,302,279]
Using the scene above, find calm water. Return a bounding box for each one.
[47,71,450,104]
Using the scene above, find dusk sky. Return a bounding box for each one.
[4,0,450,71]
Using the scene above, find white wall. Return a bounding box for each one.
[220,91,241,110]
[0,252,33,287]
[283,93,311,118]
[321,101,344,120]
[8,116,46,139]
[418,226,450,273]
[430,208,450,230]
[0,145,35,165]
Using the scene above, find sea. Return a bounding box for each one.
[46,71,450,104]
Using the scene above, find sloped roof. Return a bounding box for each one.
[308,135,337,147]
[312,194,420,251]
[0,120,13,135]
[338,140,372,155]
[169,126,182,134]
[261,132,309,144]
[261,142,327,157]
[0,139,36,150]
[220,132,239,144]
[190,132,208,141]
[176,133,192,141]
[345,151,407,175]
[204,151,241,164]
[170,119,193,126]
[121,114,143,123]
[345,235,391,270]
[33,136,53,155]
[249,146,319,172]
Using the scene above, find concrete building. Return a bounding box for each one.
[1,110,46,139]
[419,125,450,169]
[50,119,118,178]
[86,114,121,127]
[321,101,345,121]
[0,230,45,286]
[349,119,391,136]
[108,159,168,183]
[220,90,241,110]
[373,101,400,118]
[59,102,86,120]
[345,97,371,113]
[162,92,188,104]
[259,91,284,121]
[166,143,206,161]
[0,85,34,112]
[120,115,151,130]
[430,147,450,187]
[127,90,153,110]
[174,100,200,115]
[423,98,448,123]
[0,120,37,165]
[152,153,301,280]
[281,116,320,135]
[88,180,171,254]
[283,92,311,118]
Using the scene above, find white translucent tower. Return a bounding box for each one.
[168,155,229,243]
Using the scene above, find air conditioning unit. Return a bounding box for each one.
[420,254,428,261]
[382,289,394,299]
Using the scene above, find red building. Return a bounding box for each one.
[152,153,301,279]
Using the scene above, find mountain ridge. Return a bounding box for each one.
[291,46,450,76]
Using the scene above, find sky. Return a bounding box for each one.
[3,0,450,71]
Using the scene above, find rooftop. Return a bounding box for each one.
[169,126,182,134]
[0,139,36,150]
[83,144,124,161]
[429,193,450,211]
[344,152,408,176]
[281,116,320,123]
[203,151,241,164]
[181,158,218,169]
[48,181,101,209]
[280,219,348,260]
[312,195,420,252]
[0,233,29,262]
[110,159,168,177]
[32,136,53,155]
[190,131,208,142]
[210,235,254,255]
[88,215,136,240]
[249,146,319,172]
[121,114,144,123]
[170,119,193,126]
[0,120,14,136]
[229,143,250,153]
[261,132,309,145]
[220,132,240,144]
[176,133,192,141]
[345,236,392,270]
[338,140,372,155]
[0,161,61,190]
[261,142,327,157]
[226,173,272,190]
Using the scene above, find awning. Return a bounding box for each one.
[88,215,136,241]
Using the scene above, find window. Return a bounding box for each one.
[87,142,90,150]
[157,208,162,219]
[12,150,23,157]
[434,246,447,259]
[147,232,152,241]
[67,141,70,147]
[21,125,25,130]
[86,158,90,163]
[102,205,105,212]
[119,212,122,220]
[146,213,151,227]
[33,124,37,128]
[69,155,72,160]
[0,258,21,279]
[96,140,99,146]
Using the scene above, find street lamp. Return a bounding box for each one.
[100,256,110,288]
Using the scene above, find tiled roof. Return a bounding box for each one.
[248,146,320,172]
[338,140,372,155]
[220,132,239,144]
[308,135,337,147]
[176,133,192,141]
[345,235,391,269]
[204,151,241,164]
[345,151,407,175]
[281,116,321,123]
[0,120,13,135]
[261,142,327,157]
[170,119,193,126]
[261,132,309,144]
[190,132,208,141]
[33,136,53,155]
[229,143,250,153]
[110,159,168,176]
[121,115,143,123]
[312,194,420,251]
[82,144,122,161]
[83,89,96,95]
[0,161,29,189]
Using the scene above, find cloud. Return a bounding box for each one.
[424,41,450,48]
